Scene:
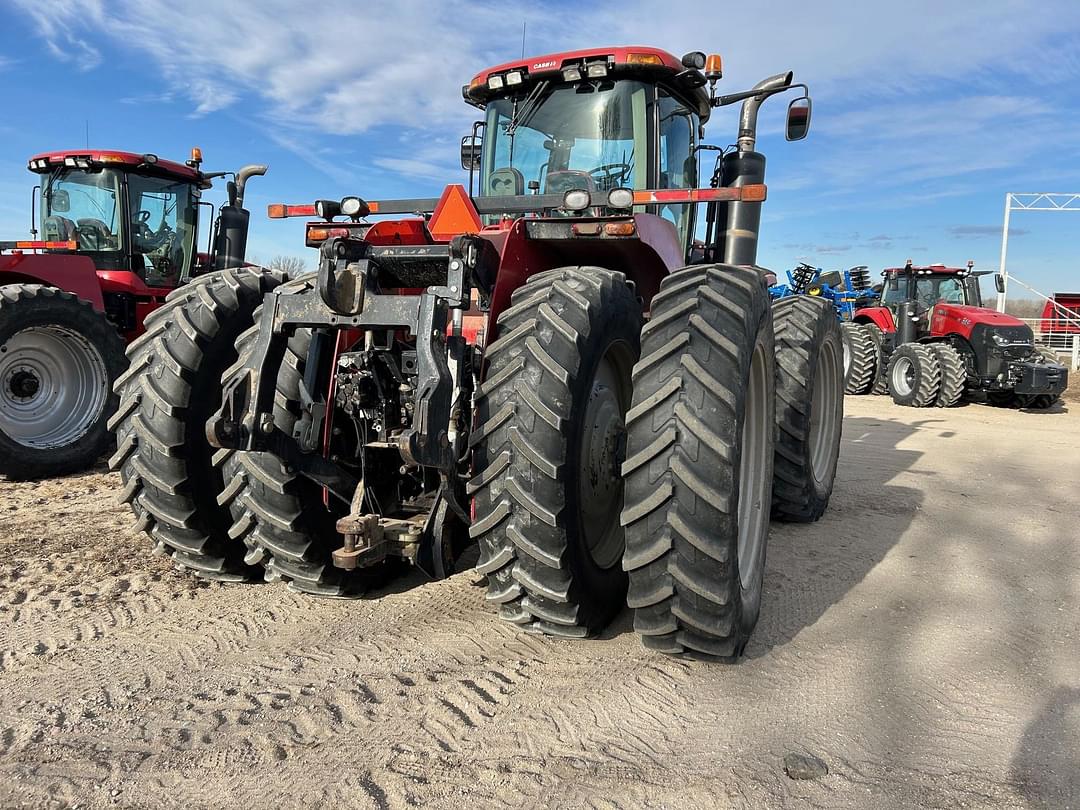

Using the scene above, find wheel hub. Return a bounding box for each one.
[578,344,633,570]
[891,356,915,397]
[8,369,41,399]
[0,325,109,449]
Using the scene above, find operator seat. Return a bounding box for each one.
[76,218,114,250]
[488,167,524,196]
[42,215,78,242]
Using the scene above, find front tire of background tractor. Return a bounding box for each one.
[471,267,642,637]
[928,343,965,408]
[620,265,774,660]
[771,296,844,523]
[887,344,941,408]
[109,268,286,580]
[218,276,393,596]
[0,284,126,480]
[866,324,889,395]
[840,321,875,395]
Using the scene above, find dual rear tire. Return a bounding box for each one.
[472,266,844,657]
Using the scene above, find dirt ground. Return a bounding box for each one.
[1,394,1078,810]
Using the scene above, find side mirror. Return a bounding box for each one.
[887,274,899,292]
[995,273,1006,294]
[50,188,70,213]
[461,135,482,171]
[785,97,812,141]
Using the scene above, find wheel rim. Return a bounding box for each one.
[0,325,109,449]
[890,356,915,397]
[808,337,841,487]
[737,339,770,591]
[578,339,634,570]
[841,330,852,378]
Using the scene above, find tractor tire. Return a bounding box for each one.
[928,343,965,407]
[771,296,844,523]
[218,276,393,596]
[1016,393,1060,410]
[0,284,126,480]
[109,267,287,580]
[987,390,1020,408]
[471,267,641,637]
[866,324,889,395]
[886,343,941,407]
[840,321,875,394]
[621,265,774,660]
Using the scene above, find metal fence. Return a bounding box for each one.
[1019,318,1080,370]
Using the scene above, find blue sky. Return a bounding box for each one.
[2,0,1080,296]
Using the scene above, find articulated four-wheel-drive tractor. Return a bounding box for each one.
[844,261,1067,408]
[0,149,267,478]
[112,46,845,659]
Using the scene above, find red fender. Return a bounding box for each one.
[0,253,105,311]
[853,305,895,333]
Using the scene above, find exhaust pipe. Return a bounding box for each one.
[213,164,268,271]
[737,72,793,152]
[716,71,794,266]
[234,164,267,209]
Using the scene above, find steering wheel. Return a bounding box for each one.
[132,210,173,252]
[588,163,633,188]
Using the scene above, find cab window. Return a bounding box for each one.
[657,88,698,247]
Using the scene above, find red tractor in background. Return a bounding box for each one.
[112,45,845,660]
[844,261,1067,408]
[0,149,266,478]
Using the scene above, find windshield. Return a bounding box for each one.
[882,274,982,309]
[481,80,650,205]
[127,173,198,287]
[42,169,122,251]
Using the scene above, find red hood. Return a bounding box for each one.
[934,303,1025,327]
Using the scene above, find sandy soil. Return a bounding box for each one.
[1,394,1077,809]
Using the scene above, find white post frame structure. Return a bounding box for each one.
[997,192,1080,312]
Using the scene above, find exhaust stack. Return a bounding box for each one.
[213,164,268,271]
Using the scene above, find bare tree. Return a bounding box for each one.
[268,255,307,275]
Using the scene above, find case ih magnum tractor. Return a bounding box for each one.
[847,261,1067,408]
[113,46,844,659]
[0,149,267,478]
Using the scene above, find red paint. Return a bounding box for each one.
[28,149,203,185]
[1040,293,1080,334]
[931,303,1025,341]
[479,212,681,339]
[0,252,105,311]
[364,219,431,245]
[853,305,894,332]
[469,45,684,87]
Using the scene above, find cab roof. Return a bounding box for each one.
[886,263,972,276]
[27,149,206,187]
[464,45,712,120]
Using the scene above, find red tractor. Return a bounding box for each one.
[846,261,1067,408]
[0,149,267,478]
[113,46,845,660]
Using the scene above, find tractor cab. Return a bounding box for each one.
[881,262,986,317]
[461,46,812,267]
[466,47,708,249]
[29,150,209,289]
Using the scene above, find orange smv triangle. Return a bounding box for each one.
[428,184,483,242]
